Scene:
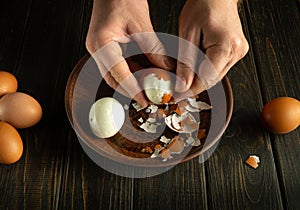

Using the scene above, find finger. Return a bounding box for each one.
[174,48,228,101]
[201,45,231,89]
[110,60,148,108]
[131,32,175,70]
[176,26,201,93]
[218,57,237,80]
[92,41,148,107]
[92,41,124,70]
[173,76,206,102]
[96,59,131,98]
[214,37,249,80]
[91,42,130,97]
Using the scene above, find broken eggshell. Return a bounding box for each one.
[141,68,173,104]
[165,112,199,133]
[187,98,212,110]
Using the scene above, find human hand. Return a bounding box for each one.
[86,0,174,107]
[175,0,249,98]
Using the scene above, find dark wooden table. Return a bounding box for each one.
[0,0,299,209]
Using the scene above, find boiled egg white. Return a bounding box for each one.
[89,97,125,138]
[142,68,173,104]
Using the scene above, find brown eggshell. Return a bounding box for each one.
[0,71,18,97]
[0,121,23,164]
[168,137,184,154]
[0,92,42,128]
[261,97,300,134]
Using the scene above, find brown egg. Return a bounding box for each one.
[141,68,173,104]
[0,92,42,128]
[0,121,23,164]
[261,97,300,134]
[0,71,18,97]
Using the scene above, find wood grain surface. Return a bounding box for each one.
[0,0,299,210]
[244,0,300,209]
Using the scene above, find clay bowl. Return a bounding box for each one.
[65,54,233,168]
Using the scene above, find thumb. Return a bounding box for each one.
[176,29,201,93]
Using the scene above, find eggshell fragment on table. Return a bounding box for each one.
[245,155,260,169]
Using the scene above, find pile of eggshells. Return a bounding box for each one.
[0,71,42,164]
[89,68,212,161]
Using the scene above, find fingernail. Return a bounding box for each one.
[164,57,175,69]
[175,78,186,92]
[140,101,149,109]
[135,93,149,108]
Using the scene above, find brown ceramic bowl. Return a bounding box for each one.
[65,54,233,168]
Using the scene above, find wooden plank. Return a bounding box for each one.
[243,0,300,209]
[204,2,284,209]
[59,132,134,210]
[78,0,93,57]
[133,1,208,210]
[0,1,32,210]
[0,0,89,209]
[133,159,208,210]
[58,1,134,209]
[148,0,185,34]
[0,0,32,71]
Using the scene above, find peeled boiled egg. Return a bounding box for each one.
[89,97,125,138]
[141,68,173,104]
[0,71,18,97]
[261,97,300,134]
[0,92,42,128]
[0,121,23,164]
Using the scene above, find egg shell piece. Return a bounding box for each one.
[160,135,171,144]
[187,98,212,110]
[165,113,199,133]
[89,97,125,138]
[147,104,158,113]
[184,136,195,147]
[168,138,185,154]
[0,121,23,164]
[132,102,144,112]
[0,71,18,97]
[0,92,42,128]
[192,139,201,147]
[245,155,260,169]
[139,121,158,133]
